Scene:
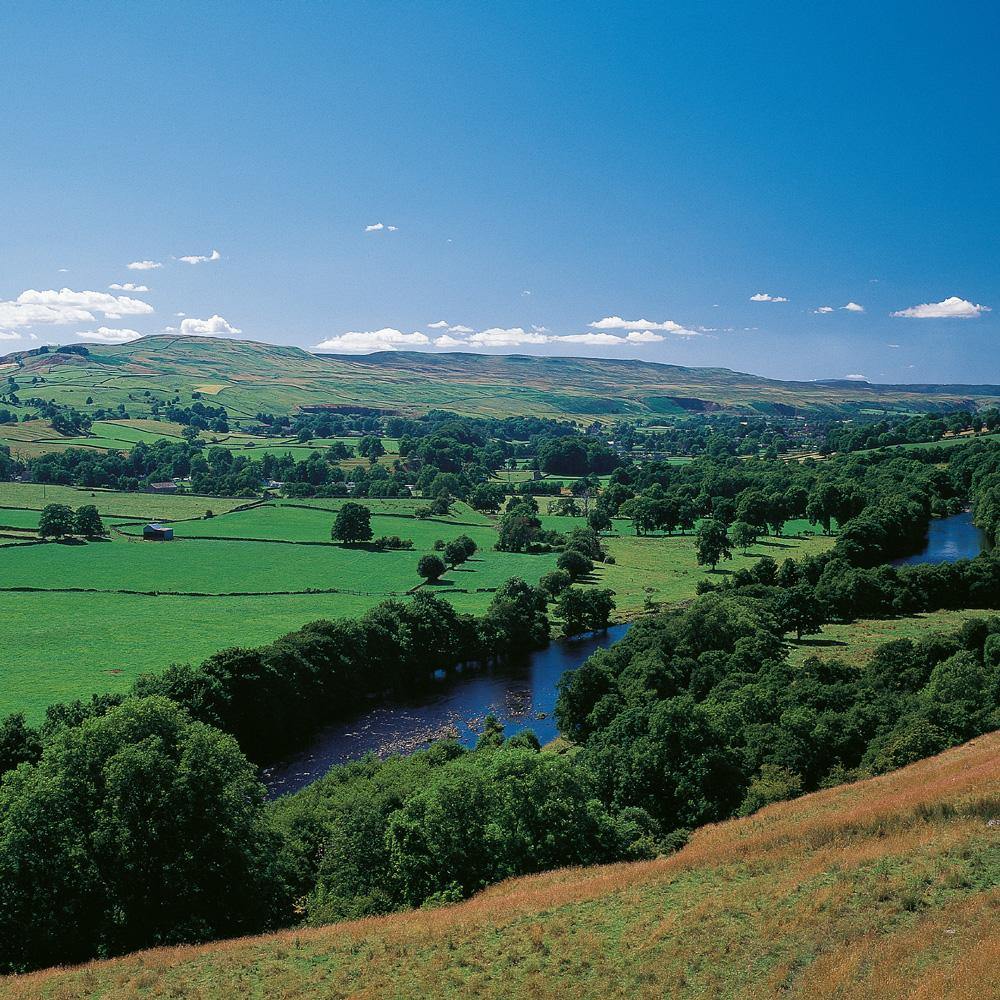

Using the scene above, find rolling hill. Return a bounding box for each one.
[5,733,997,999]
[3,335,1000,422]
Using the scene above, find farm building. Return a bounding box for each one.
[142,523,174,541]
[148,481,179,494]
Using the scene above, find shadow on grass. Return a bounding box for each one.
[793,637,848,648]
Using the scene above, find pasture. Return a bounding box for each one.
[787,608,999,666]
[0,493,556,719]
[0,484,835,720]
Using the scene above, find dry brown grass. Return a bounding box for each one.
[5,733,999,1000]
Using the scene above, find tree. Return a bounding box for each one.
[620,497,657,536]
[738,765,803,816]
[555,587,615,636]
[779,583,824,640]
[588,508,612,533]
[0,697,284,973]
[469,483,504,513]
[444,534,477,566]
[476,714,505,750]
[444,538,469,567]
[496,503,542,552]
[557,548,594,580]
[73,504,105,537]
[38,503,75,538]
[331,502,373,544]
[735,490,769,532]
[695,518,732,570]
[358,435,386,462]
[0,713,41,778]
[417,554,446,582]
[730,520,758,553]
[539,569,572,599]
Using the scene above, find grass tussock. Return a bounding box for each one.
[4,732,999,1000]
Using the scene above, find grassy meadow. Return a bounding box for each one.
[787,607,1000,666]
[7,733,997,999]
[0,479,842,719]
[0,492,555,719]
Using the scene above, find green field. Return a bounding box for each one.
[0,482,247,519]
[0,493,559,719]
[588,527,835,615]
[0,483,843,720]
[787,608,1000,666]
[852,430,1000,455]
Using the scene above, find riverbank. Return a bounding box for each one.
[262,622,633,796]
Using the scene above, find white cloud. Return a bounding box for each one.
[588,316,701,343]
[842,301,865,312]
[468,327,549,347]
[750,292,789,302]
[312,328,429,352]
[843,374,869,381]
[625,330,665,344]
[364,223,398,233]
[558,332,626,345]
[814,305,835,314]
[590,315,693,332]
[427,320,450,329]
[109,282,149,292]
[0,331,21,341]
[433,334,466,348]
[179,314,242,336]
[448,324,474,334]
[891,296,990,319]
[0,288,154,329]
[76,327,142,343]
[178,249,221,265]
[127,260,162,271]
[887,343,900,349]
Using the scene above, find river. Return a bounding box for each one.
[891,511,990,567]
[265,513,990,797]
[263,622,632,797]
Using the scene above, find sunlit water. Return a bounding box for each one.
[891,511,989,567]
[264,623,632,796]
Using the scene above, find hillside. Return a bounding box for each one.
[4,335,1000,422]
[6,733,998,1000]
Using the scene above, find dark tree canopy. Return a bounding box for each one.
[38,503,75,538]
[0,698,285,973]
[331,502,373,544]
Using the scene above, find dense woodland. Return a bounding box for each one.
[0,405,998,972]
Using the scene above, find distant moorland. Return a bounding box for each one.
[4,334,1000,422]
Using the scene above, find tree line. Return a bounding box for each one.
[2,592,996,973]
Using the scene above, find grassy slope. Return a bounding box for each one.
[7,733,998,1000]
[6,335,1000,422]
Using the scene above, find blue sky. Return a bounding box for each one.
[1,1,996,383]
